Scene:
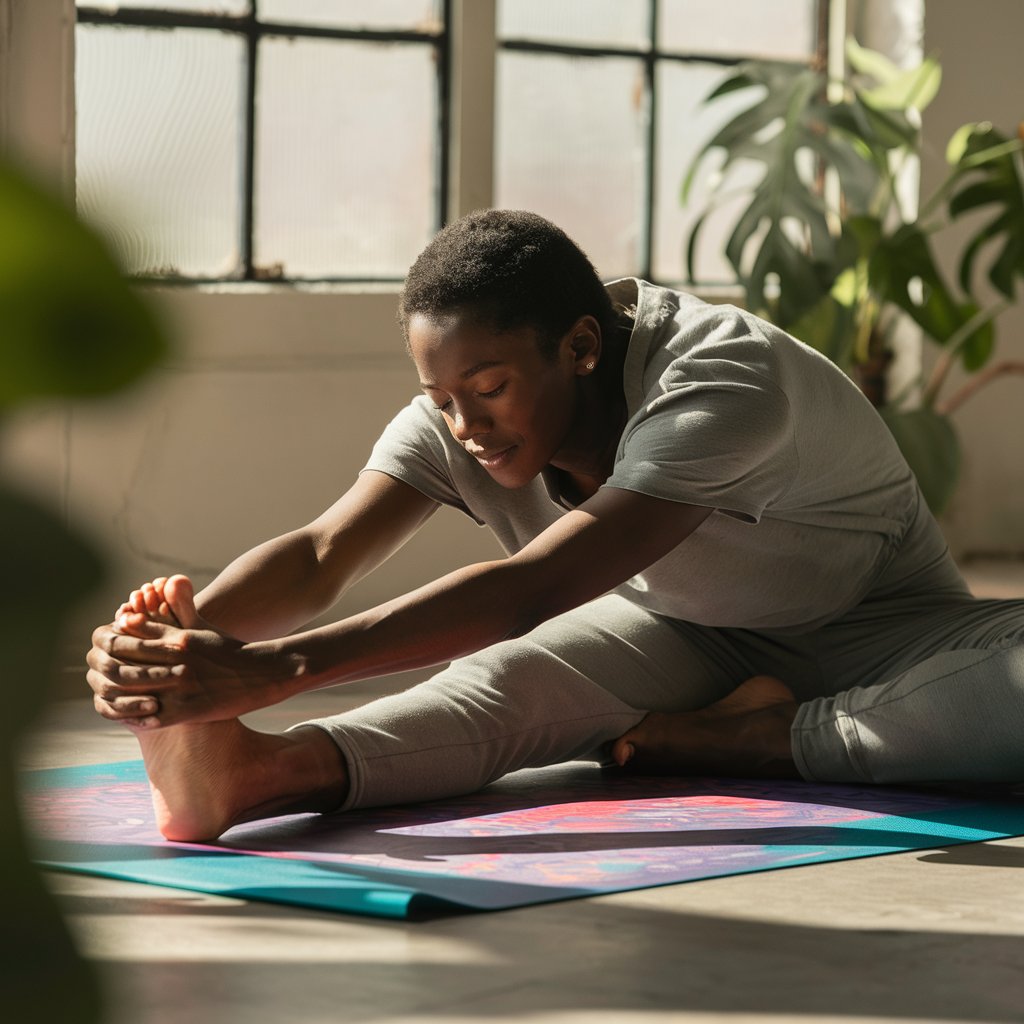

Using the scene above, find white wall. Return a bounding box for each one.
[921,0,1024,556]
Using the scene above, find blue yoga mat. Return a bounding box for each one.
[23,760,1024,919]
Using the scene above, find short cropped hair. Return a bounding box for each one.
[399,209,616,358]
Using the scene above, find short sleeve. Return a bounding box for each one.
[361,397,484,523]
[605,369,798,523]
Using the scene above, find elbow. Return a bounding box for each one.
[501,614,540,643]
[501,596,562,643]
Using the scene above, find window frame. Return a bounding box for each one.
[74,0,455,285]
[495,0,831,285]
[4,0,845,298]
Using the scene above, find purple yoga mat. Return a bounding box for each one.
[23,760,1024,919]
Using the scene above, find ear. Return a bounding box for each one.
[565,315,603,376]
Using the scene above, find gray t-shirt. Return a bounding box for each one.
[363,279,954,634]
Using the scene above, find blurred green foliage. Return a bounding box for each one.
[1,159,169,1023]
[0,162,168,408]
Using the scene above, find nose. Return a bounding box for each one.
[448,401,490,443]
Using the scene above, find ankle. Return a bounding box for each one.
[277,726,350,814]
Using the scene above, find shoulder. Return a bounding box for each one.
[623,282,851,408]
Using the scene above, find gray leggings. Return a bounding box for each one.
[300,587,1024,811]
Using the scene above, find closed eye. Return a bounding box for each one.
[433,383,505,413]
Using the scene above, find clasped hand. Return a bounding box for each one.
[86,575,284,728]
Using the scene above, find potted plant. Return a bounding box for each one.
[681,40,1024,513]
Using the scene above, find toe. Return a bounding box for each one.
[164,575,199,628]
[142,583,161,614]
[611,726,642,767]
[613,739,636,767]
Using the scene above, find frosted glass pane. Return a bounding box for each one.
[77,1,250,13]
[496,53,645,279]
[498,0,648,49]
[75,25,245,277]
[660,0,816,59]
[654,61,762,283]
[255,38,437,278]
[258,0,440,31]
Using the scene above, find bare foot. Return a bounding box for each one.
[136,716,348,841]
[116,575,347,840]
[610,676,800,779]
[116,573,201,634]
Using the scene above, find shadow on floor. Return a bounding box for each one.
[54,883,1024,1023]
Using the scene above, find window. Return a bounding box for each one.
[495,0,825,283]
[74,0,826,286]
[75,1,448,281]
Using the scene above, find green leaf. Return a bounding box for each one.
[844,215,884,254]
[831,97,918,153]
[946,122,981,165]
[859,58,941,113]
[946,124,1024,299]
[684,207,711,282]
[845,41,940,113]
[683,61,875,323]
[0,162,169,408]
[787,290,858,369]
[867,225,994,368]
[879,407,961,515]
[704,69,761,102]
[845,39,901,84]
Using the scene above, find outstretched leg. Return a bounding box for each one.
[297,596,753,810]
[114,575,348,841]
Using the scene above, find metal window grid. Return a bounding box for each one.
[76,2,452,284]
[76,1,827,285]
[497,0,830,284]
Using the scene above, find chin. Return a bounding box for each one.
[488,466,539,490]
[488,458,545,490]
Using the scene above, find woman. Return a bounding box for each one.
[87,210,1024,842]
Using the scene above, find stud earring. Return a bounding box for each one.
[586,361,596,370]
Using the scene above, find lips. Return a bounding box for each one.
[470,444,517,468]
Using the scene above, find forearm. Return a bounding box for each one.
[195,530,341,642]
[266,557,543,695]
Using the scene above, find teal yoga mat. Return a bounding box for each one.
[24,760,1024,919]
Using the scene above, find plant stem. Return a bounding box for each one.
[937,361,1024,416]
[920,301,1010,408]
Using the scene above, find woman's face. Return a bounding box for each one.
[407,311,591,489]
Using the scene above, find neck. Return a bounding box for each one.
[549,321,631,487]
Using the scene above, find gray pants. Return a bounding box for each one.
[301,567,1024,810]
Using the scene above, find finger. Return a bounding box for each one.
[88,665,155,703]
[92,692,160,722]
[101,627,186,663]
[152,576,169,599]
[92,623,120,650]
[114,662,187,685]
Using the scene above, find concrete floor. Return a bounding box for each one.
[23,559,1024,1024]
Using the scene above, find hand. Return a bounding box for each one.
[86,618,296,728]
